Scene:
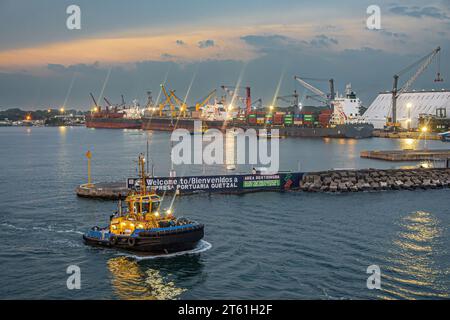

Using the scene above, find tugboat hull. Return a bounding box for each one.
[83,224,204,254]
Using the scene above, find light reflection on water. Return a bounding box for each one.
[380,211,449,299]
[107,256,186,300]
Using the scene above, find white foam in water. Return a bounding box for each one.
[120,240,212,260]
[1,222,83,235]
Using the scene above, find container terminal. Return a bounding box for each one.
[86,77,374,139]
[81,46,449,139]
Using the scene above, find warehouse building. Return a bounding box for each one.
[363,89,450,129]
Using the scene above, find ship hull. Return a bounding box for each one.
[142,116,226,131]
[85,117,142,129]
[83,224,204,254]
[142,117,374,139]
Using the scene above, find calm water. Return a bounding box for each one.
[0,126,449,299]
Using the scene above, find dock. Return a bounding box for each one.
[361,149,450,161]
[76,182,129,200]
[372,130,441,140]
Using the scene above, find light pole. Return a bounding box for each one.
[421,126,428,150]
[406,103,412,131]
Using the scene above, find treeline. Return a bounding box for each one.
[0,108,87,121]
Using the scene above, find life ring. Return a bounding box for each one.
[127,237,136,247]
[109,236,118,246]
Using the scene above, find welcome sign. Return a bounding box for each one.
[127,172,303,194]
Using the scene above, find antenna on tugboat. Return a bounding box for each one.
[85,150,93,187]
[146,135,149,174]
[139,153,147,195]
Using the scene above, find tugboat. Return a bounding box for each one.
[83,154,204,254]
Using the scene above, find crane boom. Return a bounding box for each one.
[390,46,442,128]
[276,90,299,107]
[158,84,176,116]
[398,47,441,96]
[195,89,217,111]
[170,90,189,117]
[89,93,98,107]
[294,76,327,100]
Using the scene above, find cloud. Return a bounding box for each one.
[198,39,215,48]
[389,5,450,20]
[161,53,177,60]
[176,40,186,46]
[47,62,101,74]
[308,34,338,48]
[240,34,293,48]
[377,29,408,39]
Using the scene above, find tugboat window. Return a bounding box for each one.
[142,201,150,213]
[152,201,161,213]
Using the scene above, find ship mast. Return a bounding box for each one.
[139,153,147,195]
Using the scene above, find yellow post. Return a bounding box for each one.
[86,150,93,187]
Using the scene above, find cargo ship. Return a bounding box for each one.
[85,93,144,129]
[142,84,374,138]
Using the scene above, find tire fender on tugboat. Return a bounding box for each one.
[127,237,136,247]
[109,236,118,246]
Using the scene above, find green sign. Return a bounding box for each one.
[243,179,280,188]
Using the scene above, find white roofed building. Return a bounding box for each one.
[363,90,450,129]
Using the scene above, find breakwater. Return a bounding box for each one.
[299,168,450,192]
[77,168,450,200]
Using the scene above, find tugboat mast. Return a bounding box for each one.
[139,153,147,195]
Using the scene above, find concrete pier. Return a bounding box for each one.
[372,130,441,140]
[300,168,450,193]
[361,149,450,161]
[75,182,128,200]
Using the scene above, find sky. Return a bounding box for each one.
[0,0,449,110]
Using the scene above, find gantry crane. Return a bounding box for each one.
[388,46,443,130]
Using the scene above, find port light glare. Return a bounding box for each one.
[154,212,160,217]
[166,209,172,215]
[421,127,428,133]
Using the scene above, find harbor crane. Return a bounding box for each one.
[294,76,335,107]
[89,93,100,112]
[221,85,252,114]
[388,46,443,130]
[276,90,300,108]
[194,89,217,111]
[170,90,189,117]
[145,91,154,109]
[103,97,114,108]
[158,84,176,117]
[305,94,327,105]
[250,98,263,110]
